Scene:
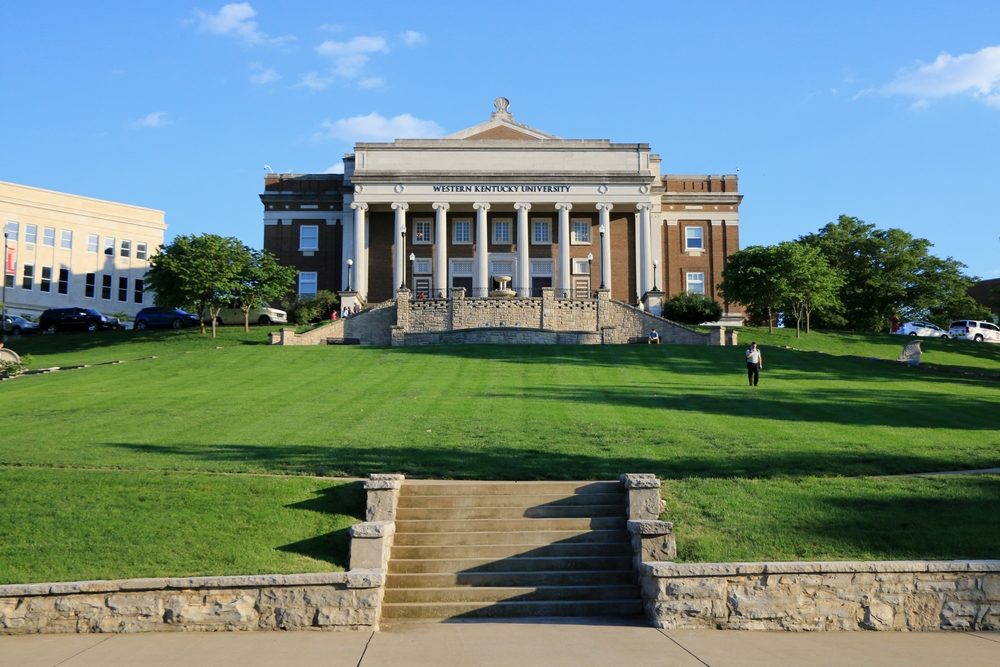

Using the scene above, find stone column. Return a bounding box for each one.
[514,202,531,297]
[473,202,490,297]
[555,202,572,297]
[596,203,613,292]
[350,202,368,301]
[432,202,450,297]
[637,203,652,297]
[391,202,408,297]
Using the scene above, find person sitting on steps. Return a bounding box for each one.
[648,328,660,344]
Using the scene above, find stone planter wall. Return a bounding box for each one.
[640,560,1000,631]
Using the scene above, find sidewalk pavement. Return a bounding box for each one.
[2,620,998,667]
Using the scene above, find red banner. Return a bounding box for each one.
[4,246,14,276]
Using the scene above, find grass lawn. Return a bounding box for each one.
[1,326,998,581]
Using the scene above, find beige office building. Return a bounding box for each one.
[2,181,166,319]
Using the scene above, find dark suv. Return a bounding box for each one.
[38,308,121,333]
[133,307,200,330]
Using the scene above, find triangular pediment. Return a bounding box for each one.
[446,97,560,141]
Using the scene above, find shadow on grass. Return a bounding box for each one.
[276,481,364,568]
[105,442,1000,481]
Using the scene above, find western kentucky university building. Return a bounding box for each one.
[262,98,741,316]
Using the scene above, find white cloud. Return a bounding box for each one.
[333,54,369,77]
[402,30,427,46]
[248,63,279,85]
[325,162,345,174]
[882,45,1000,108]
[314,112,445,142]
[297,72,331,90]
[194,3,292,45]
[358,76,385,90]
[316,35,388,57]
[131,111,170,129]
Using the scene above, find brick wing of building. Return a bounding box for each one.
[262,98,741,322]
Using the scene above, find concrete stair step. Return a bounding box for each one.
[395,505,625,520]
[394,517,626,533]
[397,492,626,509]
[401,481,621,497]
[392,529,629,547]
[381,599,643,620]
[390,542,632,560]
[387,570,638,589]
[388,555,633,575]
[384,584,641,604]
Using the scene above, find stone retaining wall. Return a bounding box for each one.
[0,571,383,634]
[403,327,601,346]
[640,560,1000,631]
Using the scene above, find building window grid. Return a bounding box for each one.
[451,259,474,275]
[298,271,318,297]
[40,266,52,292]
[43,227,55,247]
[413,258,432,274]
[299,226,319,251]
[413,220,433,244]
[685,226,704,250]
[572,258,590,275]
[136,242,148,260]
[22,265,33,290]
[120,239,131,258]
[453,220,472,244]
[532,220,551,245]
[85,273,96,298]
[5,221,19,240]
[134,279,145,304]
[25,224,37,245]
[104,237,115,256]
[492,220,512,244]
[571,220,591,244]
[118,276,128,301]
[101,274,112,300]
[58,267,69,294]
[686,271,706,295]
[61,229,73,249]
[87,234,99,253]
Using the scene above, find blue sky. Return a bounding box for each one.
[2,1,999,279]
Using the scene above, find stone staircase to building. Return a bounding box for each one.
[382,480,642,621]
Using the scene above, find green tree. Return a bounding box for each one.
[662,292,723,325]
[719,245,788,333]
[231,249,297,332]
[778,242,842,337]
[144,234,249,338]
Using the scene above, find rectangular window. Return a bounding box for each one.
[104,237,114,256]
[451,259,474,275]
[686,271,705,295]
[43,227,55,247]
[85,272,96,298]
[87,234,99,253]
[532,220,551,244]
[58,267,69,294]
[299,225,319,251]
[493,219,512,244]
[25,224,37,245]
[453,220,472,244]
[118,276,128,301]
[298,271,317,297]
[491,260,514,276]
[4,221,18,241]
[571,219,591,244]
[572,258,591,275]
[40,266,52,292]
[136,242,148,260]
[685,226,704,250]
[101,274,112,300]
[134,279,144,304]
[21,264,33,290]
[61,229,73,249]
[120,239,131,258]
[412,258,432,275]
[413,220,432,244]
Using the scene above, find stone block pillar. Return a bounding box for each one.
[540,287,554,329]
[726,328,739,347]
[395,287,411,330]
[364,473,404,522]
[596,288,611,331]
[642,289,665,317]
[621,473,665,520]
[348,521,395,570]
[627,520,677,567]
[707,326,726,346]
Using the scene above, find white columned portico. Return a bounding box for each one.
[391,202,408,296]
[596,203,613,291]
[350,202,368,300]
[555,202,572,296]
[432,202,450,296]
[473,202,490,297]
[514,202,531,297]
[637,203,652,297]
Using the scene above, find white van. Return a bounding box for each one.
[207,305,288,326]
[948,320,1000,343]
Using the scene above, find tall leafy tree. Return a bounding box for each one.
[144,234,250,338]
[718,245,788,333]
[231,249,298,331]
[777,242,842,337]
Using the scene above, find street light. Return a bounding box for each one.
[346,258,354,292]
[409,253,416,299]
[400,226,407,290]
[652,260,659,292]
[598,223,606,290]
[586,252,593,299]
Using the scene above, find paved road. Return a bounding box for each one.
[2,621,998,666]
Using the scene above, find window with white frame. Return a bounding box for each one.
[85,273,96,298]
[43,227,55,247]
[451,259,474,275]
[120,239,131,258]
[686,272,705,294]
[298,271,317,297]
[299,225,319,251]
[532,219,551,244]
[136,242,148,260]
[5,221,19,240]
[134,278,145,304]
[25,224,37,245]
[453,219,472,244]
[492,219,512,244]
[22,264,34,290]
[412,257,432,275]
[571,219,591,244]
[572,258,591,275]
[104,237,115,256]
[491,259,514,276]
[40,266,52,292]
[413,219,433,244]
[530,259,553,276]
[87,234,99,253]
[101,274,112,299]
[685,226,704,251]
[58,267,69,294]
[61,229,72,249]
[118,276,128,301]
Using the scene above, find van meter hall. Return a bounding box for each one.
[262,98,743,346]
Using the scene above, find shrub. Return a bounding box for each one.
[0,360,26,378]
[283,290,340,325]
[663,293,723,325]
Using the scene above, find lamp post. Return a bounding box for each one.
[399,226,407,290]
[652,260,659,292]
[598,223,606,290]
[586,252,593,299]
[346,258,353,292]
[408,253,416,299]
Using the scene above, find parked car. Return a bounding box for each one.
[38,307,122,333]
[894,321,949,338]
[2,314,39,336]
[133,307,201,330]
[207,305,288,326]
[948,319,1000,343]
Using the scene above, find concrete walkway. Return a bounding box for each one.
[2,621,999,667]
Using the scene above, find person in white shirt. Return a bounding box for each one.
[745,342,763,386]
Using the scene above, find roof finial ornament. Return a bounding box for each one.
[492,96,512,120]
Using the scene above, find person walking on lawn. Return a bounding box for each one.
[745,341,763,386]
